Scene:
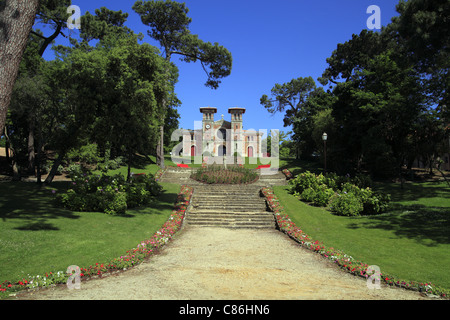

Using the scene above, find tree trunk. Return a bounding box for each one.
[35,129,44,185]
[156,51,173,169]
[0,0,40,134]
[27,119,35,175]
[3,125,19,180]
[4,127,10,164]
[44,152,64,185]
[127,149,132,182]
[157,124,165,168]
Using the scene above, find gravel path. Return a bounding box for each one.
[17,226,432,300]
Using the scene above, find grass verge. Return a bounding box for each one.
[0,180,181,289]
[272,180,450,296]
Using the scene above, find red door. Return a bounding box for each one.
[191,145,196,156]
[248,146,253,157]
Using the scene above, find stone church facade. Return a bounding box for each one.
[182,107,263,159]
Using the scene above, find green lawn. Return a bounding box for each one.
[0,180,180,284]
[275,159,450,291]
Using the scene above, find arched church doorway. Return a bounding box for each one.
[218,145,227,156]
[248,146,254,158]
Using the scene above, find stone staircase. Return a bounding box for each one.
[256,169,289,187]
[158,167,196,185]
[158,166,289,229]
[185,184,275,229]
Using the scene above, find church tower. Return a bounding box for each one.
[200,107,217,133]
[200,107,217,156]
[229,108,245,156]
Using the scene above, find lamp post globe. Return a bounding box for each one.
[322,133,327,173]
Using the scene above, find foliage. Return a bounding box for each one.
[66,143,100,165]
[264,1,449,177]
[97,156,125,172]
[55,169,162,214]
[190,165,259,184]
[0,185,193,297]
[310,184,335,207]
[261,186,449,299]
[132,0,232,168]
[329,192,364,217]
[133,0,232,90]
[288,171,389,216]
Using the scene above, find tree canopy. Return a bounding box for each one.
[263,0,449,178]
[132,0,232,168]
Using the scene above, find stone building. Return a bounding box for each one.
[182,107,263,159]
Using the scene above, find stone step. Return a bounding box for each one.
[185,223,275,229]
[191,205,266,213]
[187,211,274,220]
[184,219,274,228]
[191,199,264,204]
[192,194,262,199]
[185,217,275,229]
[193,189,260,194]
[183,180,276,229]
[190,202,266,208]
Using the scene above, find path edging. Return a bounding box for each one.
[260,186,448,299]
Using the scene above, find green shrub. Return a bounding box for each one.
[300,184,335,207]
[55,171,162,215]
[97,156,125,172]
[323,172,339,190]
[362,192,391,215]
[300,187,317,203]
[329,192,364,216]
[66,143,100,164]
[291,171,389,216]
[312,185,335,207]
[289,171,324,194]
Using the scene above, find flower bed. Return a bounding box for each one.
[154,167,166,181]
[0,185,194,297]
[282,169,293,180]
[260,187,448,299]
[191,165,259,184]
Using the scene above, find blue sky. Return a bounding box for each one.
[42,0,401,137]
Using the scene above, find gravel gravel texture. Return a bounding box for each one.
[16,225,434,300]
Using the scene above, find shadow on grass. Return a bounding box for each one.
[0,181,80,231]
[347,204,450,246]
[0,181,180,230]
[373,181,450,204]
[124,189,180,216]
[129,154,156,170]
[279,158,323,176]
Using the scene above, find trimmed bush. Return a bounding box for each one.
[289,171,389,216]
[329,192,364,216]
[56,170,162,215]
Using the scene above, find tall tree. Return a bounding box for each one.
[31,0,71,57]
[319,28,426,176]
[391,0,450,121]
[0,0,40,135]
[55,30,176,181]
[260,77,317,127]
[133,0,232,168]
[260,77,331,158]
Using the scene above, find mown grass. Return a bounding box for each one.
[0,177,180,284]
[275,158,450,291]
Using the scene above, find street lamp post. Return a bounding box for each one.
[322,133,328,174]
